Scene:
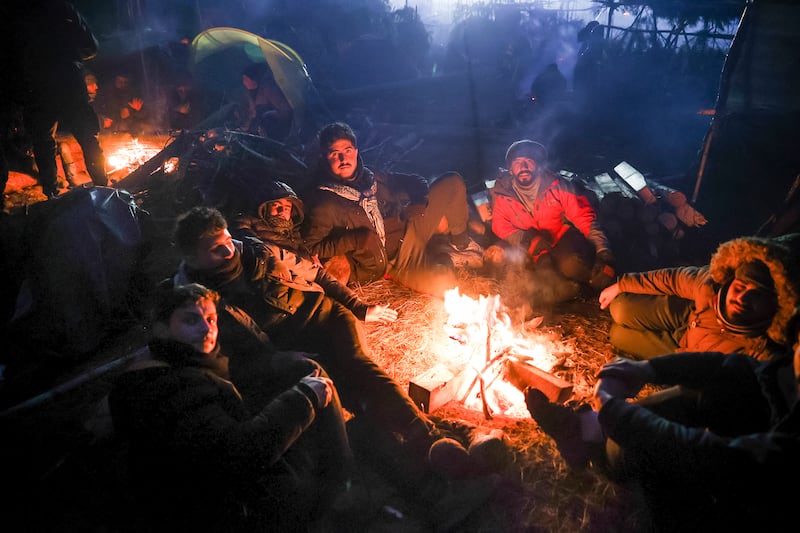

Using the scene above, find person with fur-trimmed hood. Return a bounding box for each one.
[524,306,800,531]
[599,233,800,361]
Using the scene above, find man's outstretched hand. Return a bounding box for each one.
[598,282,621,310]
[365,304,398,324]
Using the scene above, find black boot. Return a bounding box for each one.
[525,387,598,471]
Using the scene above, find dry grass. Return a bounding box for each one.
[352,274,652,532]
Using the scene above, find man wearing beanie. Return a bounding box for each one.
[598,233,800,361]
[302,122,483,296]
[488,139,616,305]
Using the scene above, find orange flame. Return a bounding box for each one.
[442,287,560,418]
[106,138,163,174]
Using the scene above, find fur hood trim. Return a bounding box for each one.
[709,234,800,346]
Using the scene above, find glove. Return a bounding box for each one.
[521,229,552,259]
[297,374,333,409]
[590,250,616,289]
[594,358,654,400]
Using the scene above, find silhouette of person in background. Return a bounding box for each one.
[11,0,108,196]
[530,63,567,108]
[573,21,605,104]
[240,63,293,141]
[100,71,149,137]
[84,71,113,131]
[167,74,206,132]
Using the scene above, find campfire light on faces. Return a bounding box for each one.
[442,287,562,419]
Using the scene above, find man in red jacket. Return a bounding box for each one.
[488,139,615,305]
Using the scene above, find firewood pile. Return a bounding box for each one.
[575,167,708,271]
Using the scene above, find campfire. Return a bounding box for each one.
[407,287,574,419]
[102,135,170,179]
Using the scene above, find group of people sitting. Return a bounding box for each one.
[105,118,800,531]
[528,232,800,529]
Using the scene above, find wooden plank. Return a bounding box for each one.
[503,360,573,404]
[408,364,466,414]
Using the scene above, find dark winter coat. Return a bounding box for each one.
[598,350,800,531]
[302,157,429,284]
[108,338,322,531]
[234,201,369,320]
[175,241,326,332]
[617,235,800,359]
[12,0,98,98]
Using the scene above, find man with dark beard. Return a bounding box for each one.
[488,139,615,305]
[301,122,484,296]
[598,234,800,361]
[171,206,489,477]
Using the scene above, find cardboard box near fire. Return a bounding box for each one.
[409,359,572,414]
[408,364,466,414]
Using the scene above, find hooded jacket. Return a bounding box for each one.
[617,234,800,359]
[233,184,369,320]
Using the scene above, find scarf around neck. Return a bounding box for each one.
[319,161,386,246]
[263,215,301,248]
[184,248,244,289]
[512,174,543,216]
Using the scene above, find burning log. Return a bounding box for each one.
[408,355,573,416]
[503,359,573,403]
[407,287,574,419]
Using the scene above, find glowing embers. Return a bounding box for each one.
[105,137,165,176]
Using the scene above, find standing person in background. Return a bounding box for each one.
[529,63,567,108]
[84,71,113,131]
[573,21,606,104]
[166,73,206,132]
[11,0,108,196]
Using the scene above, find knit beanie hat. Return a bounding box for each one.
[734,260,775,294]
[505,140,548,167]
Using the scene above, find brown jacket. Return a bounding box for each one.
[618,234,800,359]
